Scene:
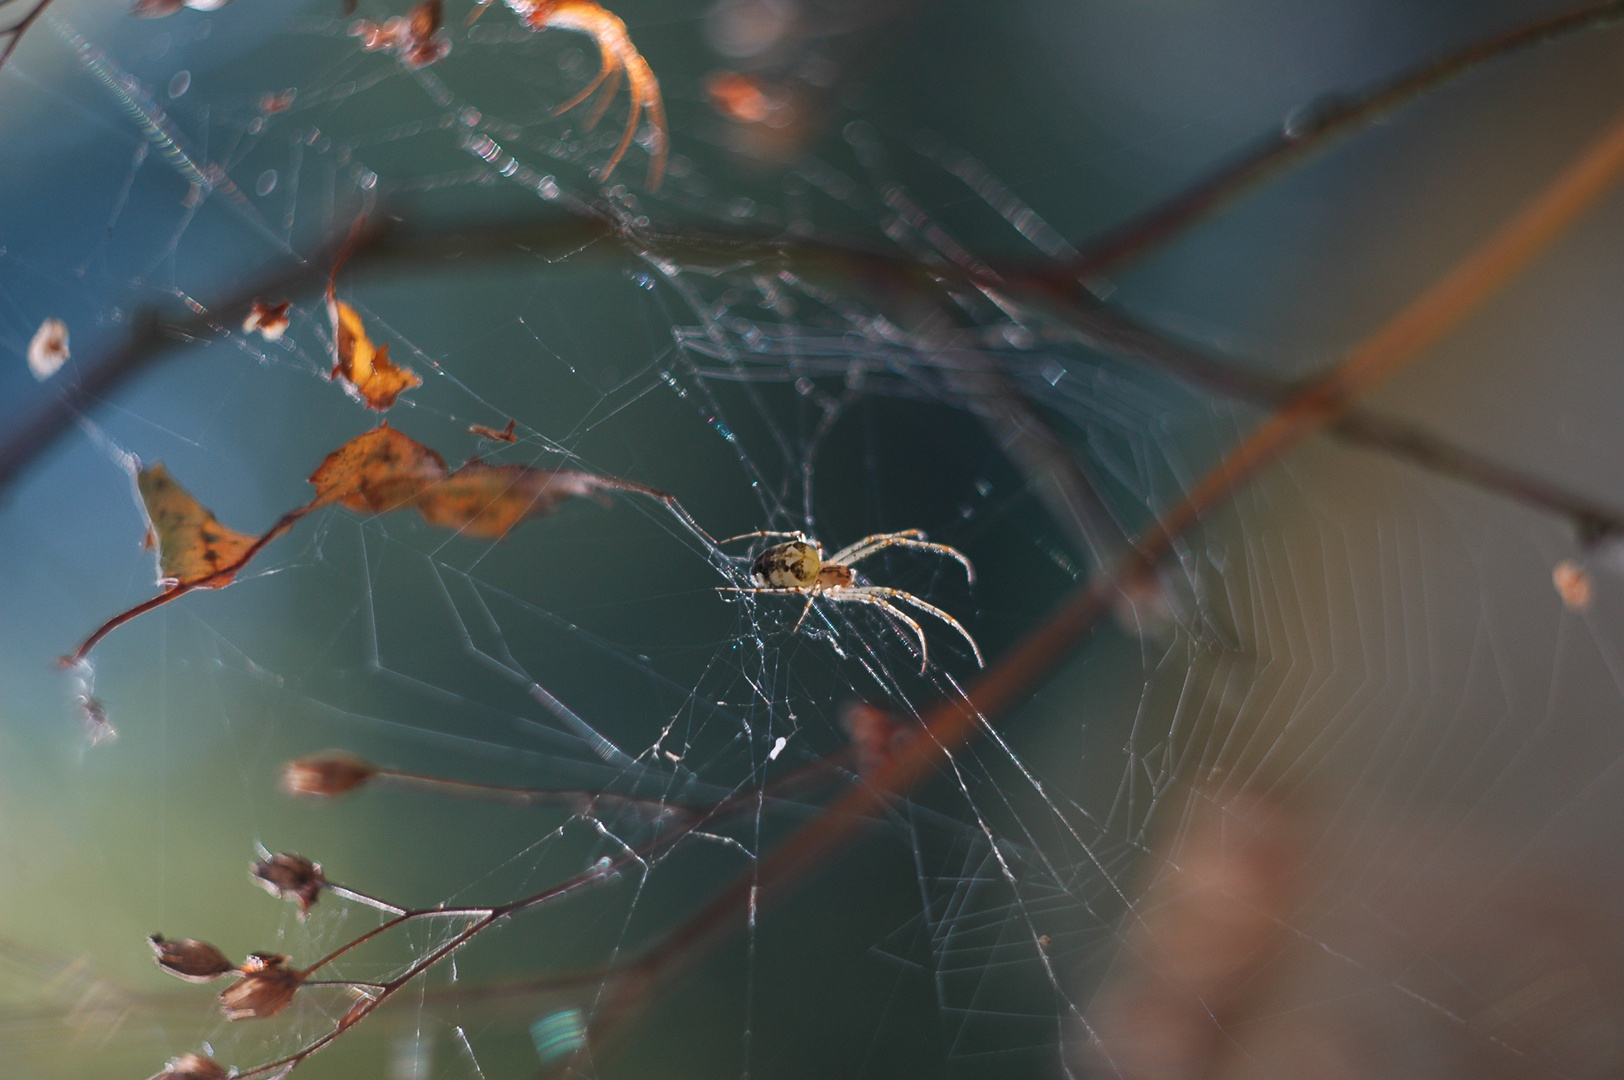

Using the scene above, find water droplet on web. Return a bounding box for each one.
[537,175,560,200]
[168,70,191,99]
[794,377,814,396]
[1040,359,1065,386]
[975,478,993,497]
[255,170,278,196]
[359,171,378,190]
[460,106,482,127]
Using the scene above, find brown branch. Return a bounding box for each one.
[1062,0,1624,278]
[1056,295,1624,541]
[0,0,54,70]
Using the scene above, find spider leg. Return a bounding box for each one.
[717,530,813,548]
[527,1,665,188]
[553,50,616,116]
[846,586,984,668]
[825,530,925,564]
[599,68,642,180]
[635,64,668,190]
[789,586,822,635]
[826,590,930,673]
[831,534,976,585]
[582,59,625,130]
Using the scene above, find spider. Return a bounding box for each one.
[718,530,984,673]
[480,0,668,189]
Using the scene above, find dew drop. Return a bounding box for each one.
[255,170,278,197]
[168,70,191,99]
[359,171,378,190]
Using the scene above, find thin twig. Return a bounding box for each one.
[1062,0,1624,277]
[0,0,54,70]
[215,748,852,1077]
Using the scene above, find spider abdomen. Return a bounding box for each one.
[751,541,821,588]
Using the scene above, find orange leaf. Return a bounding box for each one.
[468,419,518,443]
[68,425,676,666]
[137,464,259,588]
[417,461,614,539]
[327,297,422,410]
[308,423,447,513]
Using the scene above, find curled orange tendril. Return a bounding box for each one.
[500,0,667,189]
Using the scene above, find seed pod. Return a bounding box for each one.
[153,1053,228,1080]
[282,751,378,797]
[220,953,303,1020]
[148,935,235,982]
[251,852,326,915]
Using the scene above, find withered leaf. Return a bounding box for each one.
[325,217,420,410]
[308,423,448,513]
[138,464,259,588]
[469,418,518,443]
[352,0,450,68]
[149,935,235,982]
[220,953,302,1020]
[69,425,673,666]
[327,298,421,410]
[417,461,615,539]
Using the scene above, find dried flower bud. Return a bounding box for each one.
[1554,559,1593,612]
[251,852,326,914]
[153,1053,228,1080]
[283,751,378,797]
[243,299,292,341]
[27,318,69,380]
[149,935,235,982]
[220,953,303,1020]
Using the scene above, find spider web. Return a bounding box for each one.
[5,1,1624,1079]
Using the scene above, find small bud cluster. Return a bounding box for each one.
[282,751,378,797]
[151,1053,227,1080]
[251,852,327,915]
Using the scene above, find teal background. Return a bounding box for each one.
[5,1,1624,1078]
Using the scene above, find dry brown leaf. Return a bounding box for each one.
[138,464,259,588]
[417,461,616,539]
[68,425,679,666]
[325,218,421,410]
[327,298,422,410]
[352,0,450,68]
[469,419,518,443]
[308,422,448,513]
